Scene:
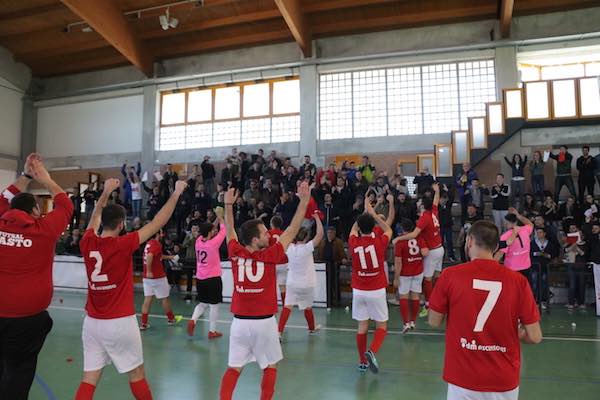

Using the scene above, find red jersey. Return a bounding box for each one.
[0,187,73,317]
[416,204,442,249]
[394,237,428,276]
[429,259,540,392]
[228,239,287,317]
[143,239,166,279]
[349,231,390,291]
[268,228,288,264]
[80,230,140,319]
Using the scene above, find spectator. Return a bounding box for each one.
[582,194,599,221]
[458,204,482,262]
[242,179,261,204]
[439,193,456,262]
[182,225,200,301]
[563,223,588,311]
[413,167,434,196]
[558,196,580,231]
[540,195,558,224]
[595,150,600,190]
[520,193,538,218]
[82,187,97,227]
[233,196,250,227]
[247,162,262,183]
[529,150,545,198]
[530,227,559,309]
[490,173,510,233]
[187,210,203,230]
[549,145,576,201]
[455,162,478,218]
[464,178,487,218]
[576,145,597,203]
[320,193,339,229]
[129,173,143,219]
[331,177,354,239]
[121,161,141,213]
[262,160,281,187]
[504,153,528,206]
[70,189,82,231]
[201,156,216,193]
[357,155,376,183]
[533,215,559,248]
[394,192,417,227]
[220,160,234,189]
[299,155,317,178]
[144,184,162,220]
[107,190,124,207]
[316,226,347,307]
[192,183,212,218]
[261,179,279,209]
[64,228,82,256]
[282,165,299,193]
[496,208,534,281]
[351,171,369,197]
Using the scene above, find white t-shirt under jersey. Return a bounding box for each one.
[285,241,316,289]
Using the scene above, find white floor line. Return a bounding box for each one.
[48,304,600,343]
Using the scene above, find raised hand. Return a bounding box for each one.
[174,180,188,194]
[224,188,238,205]
[432,182,440,192]
[103,178,120,194]
[297,181,311,203]
[29,159,52,184]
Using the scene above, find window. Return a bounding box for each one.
[518,61,600,82]
[319,59,496,139]
[158,77,300,150]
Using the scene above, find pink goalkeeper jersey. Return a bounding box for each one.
[195,224,226,280]
[500,224,533,271]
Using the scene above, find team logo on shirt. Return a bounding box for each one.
[0,231,32,248]
[235,258,265,293]
[460,338,507,353]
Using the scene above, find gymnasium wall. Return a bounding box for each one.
[0,77,23,157]
[36,94,144,159]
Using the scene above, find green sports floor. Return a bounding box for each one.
[29,292,600,400]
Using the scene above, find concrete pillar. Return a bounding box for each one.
[495,46,519,98]
[19,96,36,171]
[299,65,318,164]
[140,85,157,180]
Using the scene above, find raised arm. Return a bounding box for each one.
[432,182,440,207]
[311,213,324,247]
[86,178,120,232]
[365,195,392,239]
[223,188,238,243]
[385,194,395,227]
[137,180,188,244]
[277,182,311,251]
[504,156,512,167]
[508,207,534,227]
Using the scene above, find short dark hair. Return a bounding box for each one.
[101,204,126,231]
[422,196,433,211]
[535,227,547,235]
[400,218,415,233]
[295,227,309,242]
[10,193,37,214]
[357,214,375,235]
[240,219,264,246]
[504,214,518,224]
[198,222,214,238]
[467,220,499,253]
[583,145,590,151]
[497,173,504,178]
[270,215,283,229]
[560,145,568,150]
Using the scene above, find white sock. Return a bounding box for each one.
[191,303,207,322]
[209,304,219,332]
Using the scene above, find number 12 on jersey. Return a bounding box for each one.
[354,245,379,269]
[472,279,502,332]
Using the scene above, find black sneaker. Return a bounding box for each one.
[364,350,379,374]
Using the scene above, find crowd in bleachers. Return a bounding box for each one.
[59,145,600,309]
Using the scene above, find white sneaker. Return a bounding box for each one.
[309,325,321,334]
[401,323,411,334]
[409,321,416,330]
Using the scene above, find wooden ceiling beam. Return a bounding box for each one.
[275,0,312,57]
[303,0,397,13]
[59,0,154,76]
[499,0,514,38]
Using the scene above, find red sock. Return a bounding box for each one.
[75,382,96,400]
[166,311,175,321]
[278,307,291,333]
[356,333,367,364]
[399,299,410,324]
[369,328,387,353]
[410,299,420,322]
[220,368,240,400]
[304,308,315,331]
[129,379,153,400]
[141,313,149,325]
[423,280,433,302]
[280,291,286,305]
[260,367,277,400]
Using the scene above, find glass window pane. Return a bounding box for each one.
[586,62,600,77]
[388,66,423,136]
[458,60,496,129]
[552,80,577,118]
[541,64,584,80]
[353,69,386,138]
[518,65,540,82]
[319,72,352,140]
[422,63,459,134]
[213,120,240,147]
[436,146,452,176]
[470,117,486,148]
[272,115,300,143]
[243,83,269,117]
[214,87,240,119]
[579,77,600,116]
[241,118,270,144]
[525,82,550,119]
[159,126,186,150]
[453,131,469,164]
[487,103,503,134]
[187,90,212,122]
[505,89,523,118]
[161,93,185,125]
[186,123,212,149]
[273,80,300,114]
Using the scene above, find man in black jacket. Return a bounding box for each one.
[201,156,216,193]
[531,227,560,309]
[549,145,576,201]
[438,193,455,262]
[576,145,597,204]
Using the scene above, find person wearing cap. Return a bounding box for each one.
[0,154,73,399]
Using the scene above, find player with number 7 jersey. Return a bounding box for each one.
[428,220,541,400]
[75,178,188,400]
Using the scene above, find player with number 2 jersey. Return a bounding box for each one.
[428,220,541,400]
[349,197,393,375]
[75,178,187,400]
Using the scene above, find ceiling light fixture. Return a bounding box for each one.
[159,8,179,30]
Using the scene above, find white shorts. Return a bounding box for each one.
[424,246,445,278]
[398,273,424,295]
[285,286,315,310]
[143,277,170,299]
[228,316,283,369]
[352,288,389,322]
[447,384,519,400]
[276,264,288,286]
[82,315,143,373]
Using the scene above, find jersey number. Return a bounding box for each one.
[432,214,440,228]
[354,245,379,269]
[408,239,420,256]
[89,251,108,283]
[198,250,208,264]
[237,258,265,282]
[472,279,502,332]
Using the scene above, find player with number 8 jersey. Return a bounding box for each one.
[75,178,188,400]
[428,220,541,400]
